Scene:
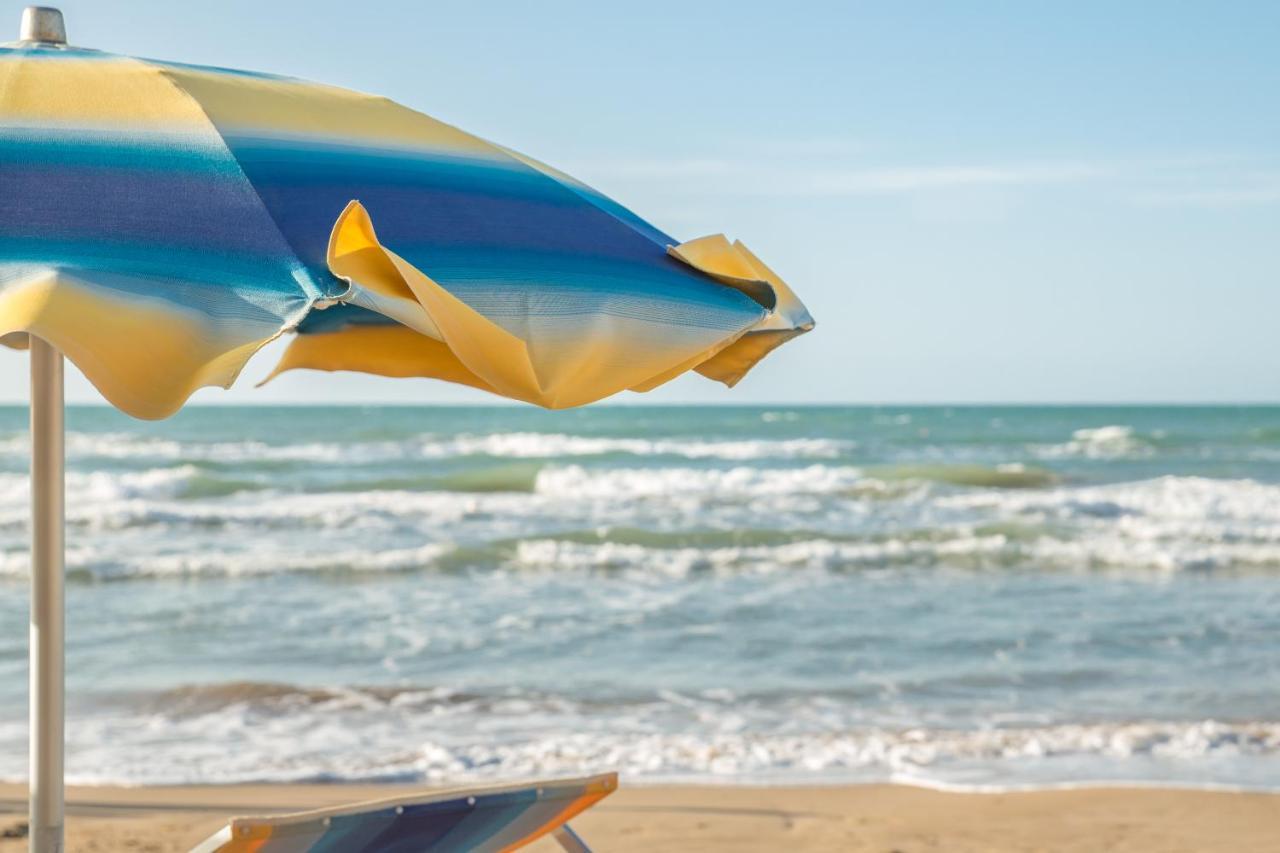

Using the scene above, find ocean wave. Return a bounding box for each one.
[429,433,850,461]
[0,466,568,534]
[0,465,240,504]
[868,463,1056,489]
[0,531,1023,581]
[536,463,1062,500]
[0,472,1273,577]
[512,532,1280,576]
[522,472,1280,572]
[0,459,1040,520]
[942,475,1280,528]
[320,463,544,495]
[530,468,1280,565]
[391,720,1280,786]
[510,536,1014,575]
[0,460,877,512]
[142,682,483,716]
[10,680,1275,786]
[15,527,1280,582]
[1034,425,1154,459]
[533,464,870,498]
[0,431,851,464]
[0,542,454,581]
[935,476,1280,571]
[530,527,843,549]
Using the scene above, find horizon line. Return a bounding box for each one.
[0,400,1277,409]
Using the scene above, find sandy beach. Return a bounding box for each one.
[0,782,1275,852]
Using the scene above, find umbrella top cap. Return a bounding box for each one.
[19,6,65,45]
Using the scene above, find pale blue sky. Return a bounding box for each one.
[4,1,1278,405]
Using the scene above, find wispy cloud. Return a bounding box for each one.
[1131,177,1280,207]
[569,143,1280,206]
[574,152,1110,198]
[775,163,1107,196]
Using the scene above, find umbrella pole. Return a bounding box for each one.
[19,12,72,853]
[29,337,65,853]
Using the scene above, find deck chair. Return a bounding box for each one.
[190,773,616,852]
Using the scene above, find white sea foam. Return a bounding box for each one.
[428,433,848,461]
[522,474,1280,574]
[1035,425,1153,459]
[939,476,1280,571]
[534,464,867,498]
[0,470,1273,576]
[944,474,1280,522]
[380,720,1280,785]
[0,465,206,504]
[20,524,1273,580]
[511,537,1012,576]
[5,685,1272,787]
[0,542,454,580]
[0,431,849,463]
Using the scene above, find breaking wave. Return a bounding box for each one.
[0,468,1276,578]
[19,681,1278,788]
[1035,425,1155,459]
[0,431,852,464]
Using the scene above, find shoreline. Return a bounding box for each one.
[13,775,1275,794]
[1,782,1276,852]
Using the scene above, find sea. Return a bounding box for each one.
[0,404,1276,791]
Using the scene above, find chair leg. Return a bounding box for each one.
[552,823,590,853]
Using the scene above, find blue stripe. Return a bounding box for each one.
[0,46,120,62]
[0,131,235,173]
[297,247,765,336]
[1,166,298,256]
[0,238,313,303]
[218,138,758,327]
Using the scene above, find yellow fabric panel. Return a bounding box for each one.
[262,323,498,394]
[327,202,545,403]
[667,234,777,309]
[726,241,815,333]
[0,53,215,131]
[627,330,747,393]
[325,204,442,340]
[695,328,808,387]
[0,271,280,419]
[329,218,416,303]
[157,65,502,156]
[669,234,763,283]
[666,234,814,384]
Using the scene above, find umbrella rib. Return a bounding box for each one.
[141,57,337,319]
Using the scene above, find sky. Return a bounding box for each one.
[2,0,1278,405]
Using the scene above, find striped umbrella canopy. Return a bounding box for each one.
[0,20,812,419]
[1,7,813,852]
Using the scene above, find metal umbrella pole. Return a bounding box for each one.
[23,10,71,853]
[28,336,64,853]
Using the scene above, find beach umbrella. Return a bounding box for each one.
[1,6,814,850]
